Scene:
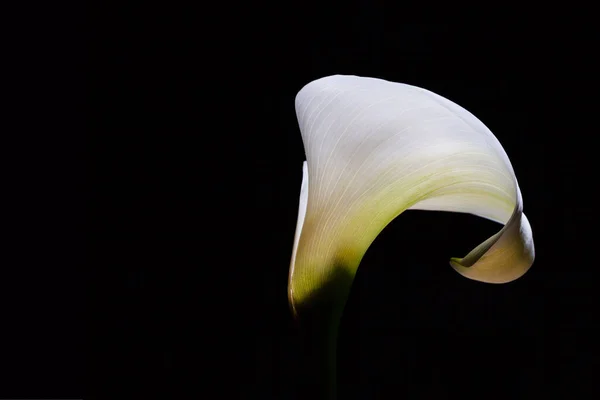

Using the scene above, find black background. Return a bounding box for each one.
[86,9,592,400]
[9,6,598,399]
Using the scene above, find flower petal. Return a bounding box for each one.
[288,161,309,317]
[289,75,535,308]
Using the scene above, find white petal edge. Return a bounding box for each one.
[288,161,309,317]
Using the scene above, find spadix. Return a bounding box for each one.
[288,75,535,318]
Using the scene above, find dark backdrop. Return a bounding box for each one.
[81,7,599,400]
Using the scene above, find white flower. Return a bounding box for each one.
[288,75,535,316]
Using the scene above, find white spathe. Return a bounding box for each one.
[288,75,534,309]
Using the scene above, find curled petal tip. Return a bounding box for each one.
[449,211,535,284]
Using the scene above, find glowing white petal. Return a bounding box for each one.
[289,75,535,310]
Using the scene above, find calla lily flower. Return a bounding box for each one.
[287,75,535,397]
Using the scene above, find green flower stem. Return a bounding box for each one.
[291,266,355,400]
